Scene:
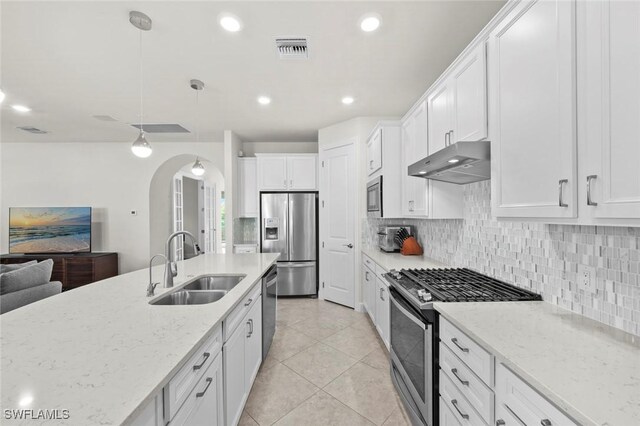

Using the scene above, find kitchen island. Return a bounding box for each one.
[0,253,279,425]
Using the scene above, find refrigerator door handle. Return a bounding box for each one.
[281,261,316,268]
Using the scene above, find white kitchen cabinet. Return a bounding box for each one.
[427,82,453,154]
[402,101,429,217]
[130,392,163,426]
[171,353,224,426]
[223,294,262,426]
[489,0,578,218]
[451,43,487,142]
[439,397,463,426]
[579,0,640,220]
[366,127,383,175]
[363,264,376,322]
[233,244,258,254]
[287,155,318,190]
[237,158,258,217]
[374,277,390,350]
[256,154,318,191]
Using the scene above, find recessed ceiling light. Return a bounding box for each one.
[0,90,5,104]
[448,159,460,164]
[341,96,355,105]
[12,105,31,113]
[220,15,242,32]
[360,14,381,32]
[257,96,271,105]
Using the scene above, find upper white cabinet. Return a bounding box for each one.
[427,82,453,154]
[367,128,383,175]
[237,158,258,218]
[579,0,640,220]
[489,0,578,218]
[256,154,318,191]
[402,102,429,217]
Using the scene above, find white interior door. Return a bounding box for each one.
[320,142,356,308]
[172,174,184,261]
[202,182,216,253]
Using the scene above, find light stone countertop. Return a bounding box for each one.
[0,253,279,425]
[362,247,448,271]
[434,301,640,426]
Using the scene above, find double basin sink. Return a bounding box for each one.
[150,274,246,306]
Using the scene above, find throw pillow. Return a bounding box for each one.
[0,260,38,274]
[0,259,54,295]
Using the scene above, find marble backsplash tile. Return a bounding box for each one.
[363,180,640,337]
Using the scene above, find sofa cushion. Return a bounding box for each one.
[0,281,62,314]
[0,259,54,295]
[0,260,38,274]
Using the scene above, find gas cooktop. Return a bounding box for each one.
[385,268,541,310]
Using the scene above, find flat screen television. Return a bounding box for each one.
[9,207,92,254]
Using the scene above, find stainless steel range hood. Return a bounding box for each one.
[408,141,490,185]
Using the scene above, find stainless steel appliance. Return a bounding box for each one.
[408,141,490,184]
[367,176,383,217]
[384,268,541,426]
[377,225,414,252]
[260,192,317,296]
[262,264,277,360]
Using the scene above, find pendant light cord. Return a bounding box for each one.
[139,29,144,133]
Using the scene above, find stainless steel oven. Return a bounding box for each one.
[367,176,383,217]
[389,287,433,426]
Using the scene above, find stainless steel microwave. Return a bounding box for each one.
[367,176,383,217]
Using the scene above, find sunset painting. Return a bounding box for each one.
[9,207,91,253]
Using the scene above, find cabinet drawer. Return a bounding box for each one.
[439,370,487,426]
[440,343,494,425]
[224,284,261,341]
[440,396,463,426]
[170,352,223,426]
[496,363,577,426]
[362,254,375,271]
[375,262,388,279]
[164,325,222,421]
[440,317,493,386]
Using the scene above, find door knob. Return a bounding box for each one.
[343,243,354,249]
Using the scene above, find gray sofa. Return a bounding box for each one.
[0,260,62,314]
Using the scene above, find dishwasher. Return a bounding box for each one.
[262,265,277,360]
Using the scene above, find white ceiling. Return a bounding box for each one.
[0,1,505,143]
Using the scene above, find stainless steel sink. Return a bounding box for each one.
[150,290,227,306]
[183,274,247,291]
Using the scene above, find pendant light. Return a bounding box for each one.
[190,79,206,176]
[130,11,152,158]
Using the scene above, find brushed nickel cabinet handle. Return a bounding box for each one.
[196,377,213,398]
[451,337,469,353]
[496,420,506,426]
[192,352,210,371]
[247,320,252,337]
[451,399,469,420]
[541,420,552,426]
[451,368,469,386]
[587,175,598,206]
[244,298,253,307]
[558,179,568,207]
[445,132,449,147]
[365,271,370,280]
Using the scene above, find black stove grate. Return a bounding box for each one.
[401,268,541,302]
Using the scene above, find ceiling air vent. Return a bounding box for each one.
[275,37,309,59]
[17,126,48,134]
[131,124,190,133]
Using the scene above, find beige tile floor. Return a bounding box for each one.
[241,297,412,426]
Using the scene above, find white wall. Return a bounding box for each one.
[318,116,396,309]
[0,141,224,273]
[241,142,318,155]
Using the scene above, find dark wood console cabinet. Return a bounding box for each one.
[0,252,118,291]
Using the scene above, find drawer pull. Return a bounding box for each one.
[451,338,469,353]
[541,420,552,426]
[451,368,469,386]
[246,320,252,338]
[451,399,469,420]
[192,352,210,371]
[196,377,213,398]
[245,298,253,307]
[496,420,505,426]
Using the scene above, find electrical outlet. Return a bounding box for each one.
[577,265,595,293]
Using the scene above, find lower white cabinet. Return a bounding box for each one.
[224,295,262,426]
[374,277,390,350]
[171,353,224,426]
[130,392,163,426]
[363,264,376,323]
[439,396,463,426]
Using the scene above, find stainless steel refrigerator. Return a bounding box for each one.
[260,192,317,296]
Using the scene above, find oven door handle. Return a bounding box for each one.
[390,293,426,330]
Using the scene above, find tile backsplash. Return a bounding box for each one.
[364,180,640,336]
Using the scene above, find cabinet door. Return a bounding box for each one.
[428,81,453,153]
[363,265,376,322]
[375,278,390,349]
[238,158,258,217]
[130,392,163,426]
[257,156,288,190]
[402,101,429,217]
[367,128,383,175]
[223,320,247,426]
[452,43,487,142]
[495,403,526,426]
[581,0,640,219]
[439,397,463,426]
[171,354,224,426]
[489,0,577,218]
[287,155,318,190]
[245,297,262,391]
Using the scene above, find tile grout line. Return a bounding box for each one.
[265,363,322,426]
